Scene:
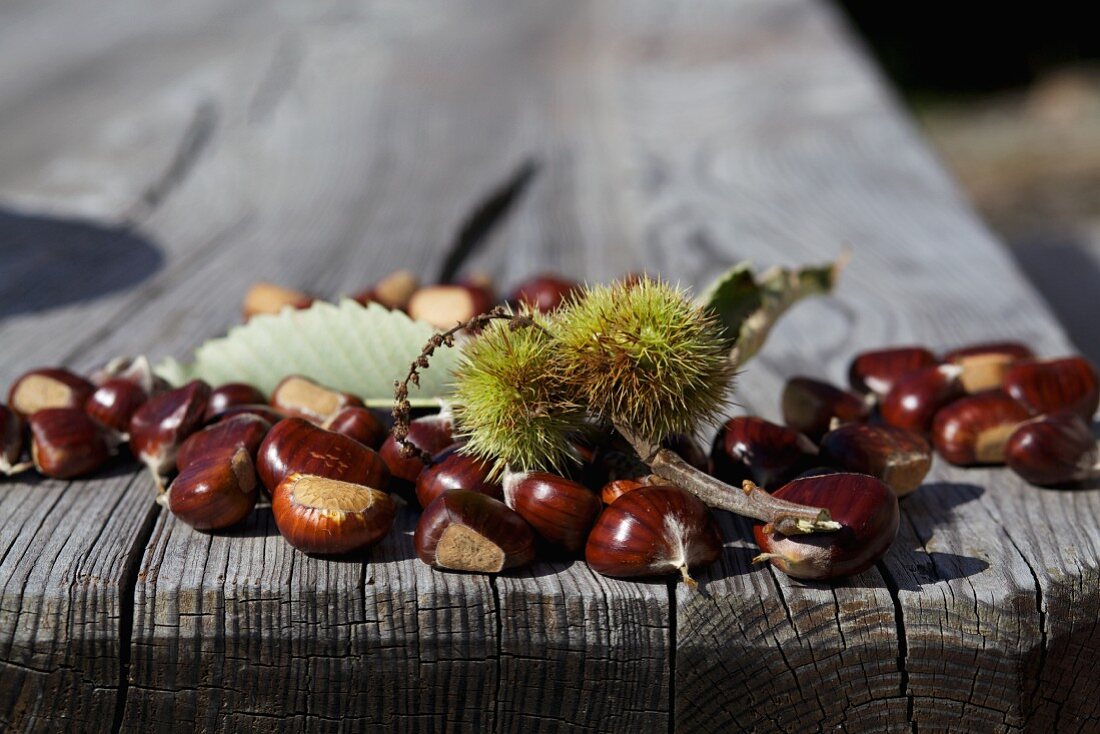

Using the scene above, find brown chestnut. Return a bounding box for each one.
[880,364,965,434]
[128,380,211,482]
[508,274,577,313]
[85,378,148,436]
[943,341,1035,394]
[848,346,938,397]
[212,404,286,425]
[586,485,722,586]
[273,473,396,554]
[407,285,494,329]
[1,404,31,475]
[504,472,603,553]
[205,383,267,421]
[1003,356,1099,420]
[781,377,869,441]
[270,375,363,424]
[931,391,1031,466]
[8,367,95,418]
[28,408,113,479]
[257,417,389,494]
[710,416,819,489]
[176,414,271,472]
[379,413,454,487]
[352,270,419,311]
[600,478,646,505]
[1005,412,1099,487]
[819,424,932,497]
[323,406,387,450]
[242,282,314,320]
[166,447,259,530]
[753,473,899,581]
[415,447,502,509]
[415,490,536,573]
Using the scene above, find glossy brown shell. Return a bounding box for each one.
[257,417,389,494]
[711,415,818,489]
[847,346,938,396]
[414,490,535,571]
[416,446,502,509]
[506,472,602,553]
[1003,357,1099,420]
[128,380,211,474]
[1006,412,1098,487]
[176,414,271,472]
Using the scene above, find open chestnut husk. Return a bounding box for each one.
[1,405,31,476]
[585,485,722,587]
[379,413,454,487]
[504,472,603,553]
[416,447,502,509]
[272,473,396,554]
[942,341,1034,394]
[205,383,267,421]
[85,378,148,437]
[28,408,114,479]
[931,390,1030,466]
[323,406,387,450]
[781,377,869,441]
[8,367,95,418]
[270,375,363,425]
[711,416,818,489]
[128,379,211,484]
[257,417,389,494]
[753,473,899,581]
[847,346,938,398]
[819,424,932,497]
[175,414,271,472]
[1003,356,1099,420]
[1005,412,1099,487]
[166,446,259,530]
[415,490,536,573]
[879,364,964,434]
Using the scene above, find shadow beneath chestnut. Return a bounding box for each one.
[693,545,761,589]
[218,504,282,539]
[0,207,163,318]
[902,481,985,517]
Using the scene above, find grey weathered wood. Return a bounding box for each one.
[1,0,1099,732]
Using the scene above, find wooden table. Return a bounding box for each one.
[1,1,1097,731]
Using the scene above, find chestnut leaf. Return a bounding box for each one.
[698,254,845,369]
[155,299,461,408]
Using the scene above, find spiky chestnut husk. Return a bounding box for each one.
[554,277,734,443]
[451,311,586,478]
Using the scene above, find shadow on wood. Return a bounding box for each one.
[0,207,163,319]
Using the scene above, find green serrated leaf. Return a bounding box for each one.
[698,254,846,369]
[154,299,460,408]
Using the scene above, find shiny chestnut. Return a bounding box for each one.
[819,424,932,497]
[1003,356,1099,420]
[416,447,502,509]
[600,478,646,505]
[175,414,271,472]
[943,341,1035,394]
[415,490,536,573]
[28,408,113,479]
[273,473,396,554]
[407,284,495,330]
[508,274,577,313]
[323,406,387,450]
[848,346,938,397]
[270,375,363,424]
[586,485,722,586]
[1005,412,1099,487]
[166,447,259,530]
[379,413,454,486]
[711,416,819,489]
[204,383,267,421]
[257,417,389,494]
[931,391,1030,466]
[880,364,965,434]
[8,367,95,418]
[85,378,148,435]
[504,472,602,553]
[781,377,869,441]
[753,473,899,581]
[212,404,286,425]
[128,380,211,480]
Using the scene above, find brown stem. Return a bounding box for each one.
[615,422,840,536]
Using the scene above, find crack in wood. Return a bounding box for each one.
[666,580,676,734]
[876,561,916,733]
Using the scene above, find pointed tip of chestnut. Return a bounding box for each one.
[272,473,395,554]
[167,447,259,530]
[415,490,535,573]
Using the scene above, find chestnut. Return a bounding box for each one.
[241,282,314,319]
[943,341,1035,394]
[256,417,389,494]
[166,446,259,530]
[84,378,148,436]
[931,391,1031,466]
[847,346,938,397]
[352,270,419,311]
[504,472,602,553]
[407,285,494,329]
[508,274,577,313]
[211,404,286,425]
[273,473,396,554]
[1003,356,1099,420]
[879,364,964,434]
[269,375,363,424]
[8,367,95,418]
[415,446,502,509]
[753,473,899,581]
[415,490,536,573]
[710,416,818,489]
[600,478,646,505]
[175,414,271,472]
[322,406,387,450]
[1005,412,1099,487]
[781,377,869,441]
[28,408,113,479]
[379,413,454,486]
[1,404,31,475]
[205,383,267,421]
[585,485,722,587]
[819,424,932,497]
[128,380,211,481]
